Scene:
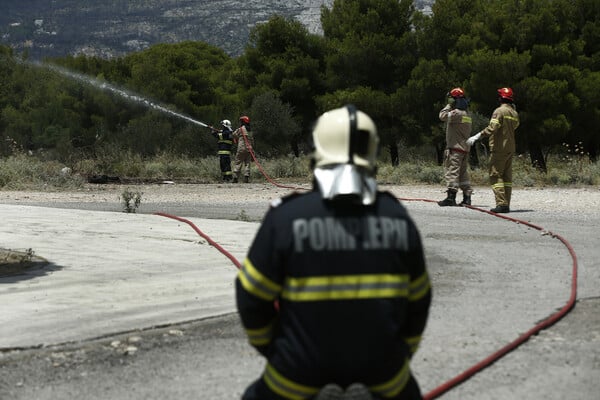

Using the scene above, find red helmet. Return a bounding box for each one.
[239,115,250,124]
[449,87,465,98]
[497,87,514,102]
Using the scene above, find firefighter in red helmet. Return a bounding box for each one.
[437,87,473,207]
[232,115,255,183]
[449,87,465,98]
[467,87,520,213]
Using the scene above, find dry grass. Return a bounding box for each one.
[1,150,599,190]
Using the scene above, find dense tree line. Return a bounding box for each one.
[1,0,599,170]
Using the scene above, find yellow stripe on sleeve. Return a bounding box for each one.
[238,258,282,301]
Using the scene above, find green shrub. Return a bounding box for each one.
[262,155,311,179]
[416,165,443,184]
[120,188,143,213]
[377,164,403,184]
[0,153,84,189]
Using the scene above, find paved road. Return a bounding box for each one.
[0,184,598,399]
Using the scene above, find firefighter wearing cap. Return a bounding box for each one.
[232,115,254,183]
[438,87,473,207]
[211,119,234,182]
[236,105,431,400]
[467,87,520,213]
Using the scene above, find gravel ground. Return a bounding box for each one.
[1,182,599,400]
[0,182,598,219]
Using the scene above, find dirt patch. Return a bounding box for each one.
[0,248,49,277]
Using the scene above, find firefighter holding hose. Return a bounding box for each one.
[211,119,234,182]
[236,105,432,400]
[232,115,254,183]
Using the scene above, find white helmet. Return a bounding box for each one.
[312,105,379,171]
[311,105,380,205]
[221,119,232,129]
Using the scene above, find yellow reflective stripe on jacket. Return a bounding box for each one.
[490,117,500,127]
[404,335,422,355]
[369,358,411,398]
[408,272,430,302]
[281,274,409,302]
[238,258,282,301]
[217,150,231,155]
[245,322,274,346]
[504,115,519,123]
[461,115,472,124]
[264,363,320,399]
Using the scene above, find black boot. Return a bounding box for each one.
[243,176,249,183]
[459,194,471,206]
[344,383,373,399]
[438,189,458,207]
[314,384,344,400]
[491,205,510,213]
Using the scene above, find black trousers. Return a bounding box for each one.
[219,154,232,180]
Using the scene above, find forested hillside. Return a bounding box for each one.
[1,0,598,175]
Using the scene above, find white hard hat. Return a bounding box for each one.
[311,105,380,205]
[221,119,232,129]
[312,105,379,172]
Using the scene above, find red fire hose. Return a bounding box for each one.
[155,154,578,399]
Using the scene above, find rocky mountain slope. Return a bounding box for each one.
[1,0,433,59]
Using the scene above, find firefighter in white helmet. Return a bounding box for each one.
[210,119,234,182]
[467,87,520,213]
[236,105,432,399]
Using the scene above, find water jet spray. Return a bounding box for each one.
[36,61,215,130]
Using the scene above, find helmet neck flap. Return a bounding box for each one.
[314,164,377,205]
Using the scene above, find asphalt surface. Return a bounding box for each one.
[0,184,598,400]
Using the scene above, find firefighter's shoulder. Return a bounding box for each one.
[269,191,303,208]
[379,191,408,207]
[379,191,400,201]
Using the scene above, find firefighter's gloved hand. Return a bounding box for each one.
[466,132,482,147]
[447,97,455,106]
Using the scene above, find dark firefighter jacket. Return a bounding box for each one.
[213,127,233,155]
[235,189,431,399]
